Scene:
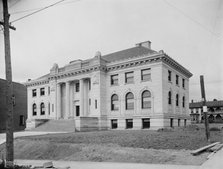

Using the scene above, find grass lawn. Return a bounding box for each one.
[0,124,222,165]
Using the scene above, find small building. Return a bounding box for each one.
[25,41,193,131]
[189,100,223,123]
[0,79,27,132]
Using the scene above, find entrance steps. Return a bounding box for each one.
[29,119,75,132]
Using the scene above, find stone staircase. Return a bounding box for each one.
[30,119,76,132]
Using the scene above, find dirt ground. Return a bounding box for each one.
[1,139,210,165]
[1,124,222,165]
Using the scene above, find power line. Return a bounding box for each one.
[162,0,222,39]
[11,0,81,15]
[11,0,81,23]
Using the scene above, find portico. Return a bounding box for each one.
[56,78,91,120]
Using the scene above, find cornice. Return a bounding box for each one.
[25,53,193,87]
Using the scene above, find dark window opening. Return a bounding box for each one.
[111,74,118,85]
[142,118,150,129]
[95,100,97,109]
[19,115,25,126]
[176,75,179,85]
[111,94,119,111]
[40,102,45,115]
[170,118,173,128]
[75,83,80,92]
[141,69,151,81]
[178,119,180,127]
[142,90,151,109]
[111,119,118,129]
[32,89,37,97]
[40,88,45,96]
[126,92,134,110]
[33,103,37,116]
[125,72,134,84]
[168,70,172,81]
[168,91,172,105]
[126,119,133,129]
[76,106,80,117]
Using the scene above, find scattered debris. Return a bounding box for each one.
[191,142,220,156]
[30,161,70,169]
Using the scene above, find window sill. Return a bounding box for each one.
[125,82,134,85]
[141,79,151,83]
[111,84,119,87]
[111,110,119,112]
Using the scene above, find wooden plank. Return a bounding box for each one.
[191,142,220,155]
[208,144,223,152]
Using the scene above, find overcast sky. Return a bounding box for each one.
[0,0,222,101]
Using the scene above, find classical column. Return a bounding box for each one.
[56,83,61,119]
[65,81,70,119]
[80,79,84,116]
[70,82,74,118]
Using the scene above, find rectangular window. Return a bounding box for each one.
[75,83,80,92]
[125,72,134,84]
[95,100,97,109]
[176,75,179,85]
[111,74,118,85]
[19,115,25,126]
[76,106,80,116]
[168,70,172,82]
[126,119,133,129]
[48,103,50,115]
[48,87,50,95]
[89,79,91,90]
[111,119,118,129]
[184,119,187,126]
[178,119,180,127]
[142,118,150,129]
[32,89,37,97]
[141,68,151,81]
[182,79,185,88]
[170,118,173,128]
[40,88,45,96]
[89,99,91,105]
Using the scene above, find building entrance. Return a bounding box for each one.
[76,106,80,117]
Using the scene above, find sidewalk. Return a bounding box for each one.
[16,160,199,169]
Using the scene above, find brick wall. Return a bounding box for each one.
[0,79,27,132]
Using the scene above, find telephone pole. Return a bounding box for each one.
[200,75,210,142]
[1,0,16,167]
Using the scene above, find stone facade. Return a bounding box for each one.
[0,79,27,132]
[25,41,193,130]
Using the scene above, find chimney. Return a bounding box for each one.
[136,41,151,49]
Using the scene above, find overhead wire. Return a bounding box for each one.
[11,0,81,15]
[162,0,222,39]
[11,0,81,23]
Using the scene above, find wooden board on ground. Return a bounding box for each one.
[191,142,220,156]
[208,143,223,152]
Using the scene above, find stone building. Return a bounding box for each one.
[0,79,27,132]
[25,41,193,131]
[190,100,223,123]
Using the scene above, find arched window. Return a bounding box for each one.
[40,102,45,115]
[111,94,119,111]
[126,92,134,110]
[176,94,179,106]
[168,91,172,105]
[32,103,37,116]
[182,96,185,108]
[142,90,151,109]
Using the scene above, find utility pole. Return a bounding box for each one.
[1,0,16,167]
[200,75,210,142]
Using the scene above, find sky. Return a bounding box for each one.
[0,0,222,101]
